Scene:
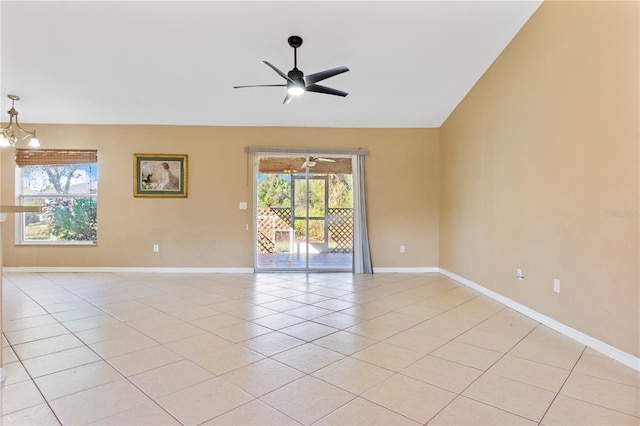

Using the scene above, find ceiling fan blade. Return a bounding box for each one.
[304,66,349,85]
[262,61,294,83]
[233,84,287,89]
[283,93,293,104]
[316,157,336,163]
[305,84,348,97]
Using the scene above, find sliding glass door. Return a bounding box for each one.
[255,154,353,271]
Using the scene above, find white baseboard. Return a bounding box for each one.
[2,267,255,274]
[439,268,640,372]
[4,266,441,274]
[373,267,440,273]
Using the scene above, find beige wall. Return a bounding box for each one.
[1,126,440,269]
[440,1,639,357]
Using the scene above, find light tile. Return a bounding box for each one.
[251,312,306,330]
[409,311,479,340]
[74,323,144,345]
[285,305,334,320]
[541,394,640,426]
[0,403,59,426]
[130,359,214,399]
[222,358,304,397]
[0,380,46,416]
[2,271,636,426]
[462,373,556,422]
[573,352,640,388]
[431,340,504,370]
[158,377,253,425]
[279,321,339,342]
[35,361,123,401]
[22,345,102,378]
[12,333,85,360]
[89,334,158,358]
[450,295,505,320]
[170,305,219,321]
[240,331,306,356]
[2,315,58,332]
[1,360,32,386]
[191,313,245,332]
[143,321,206,343]
[401,354,483,393]
[124,313,183,332]
[312,356,394,394]
[3,346,19,364]
[385,330,449,354]
[508,326,585,369]
[90,400,180,425]
[4,323,69,346]
[191,344,265,375]
[429,395,536,425]
[203,399,301,425]
[260,376,355,425]
[315,397,420,425]
[345,319,405,340]
[166,332,232,358]
[311,298,355,311]
[106,345,183,376]
[273,343,344,374]
[313,330,377,355]
[363,373,456,423]
[352,342,424,372]
[212,322,272,343]
[560,371,639,416]
[49,379,150,425]
[312,311,363,329]
[488,354,570,392]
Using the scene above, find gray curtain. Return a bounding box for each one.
[354,155,373,273]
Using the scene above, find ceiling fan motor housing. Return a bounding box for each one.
[287,68,305,89]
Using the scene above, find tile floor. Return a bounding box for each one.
[0,272,638,425]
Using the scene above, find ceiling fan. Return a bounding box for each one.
[233,36,349,104]
[301,156,336,169]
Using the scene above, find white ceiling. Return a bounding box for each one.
[1,1,541,128]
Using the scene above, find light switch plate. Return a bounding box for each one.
[239,202,247,210]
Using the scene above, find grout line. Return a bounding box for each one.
[537,345,587,425]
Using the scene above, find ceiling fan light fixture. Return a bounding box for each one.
[287,85,304,96]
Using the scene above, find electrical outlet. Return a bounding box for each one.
[516,268,524,280]
[153,244,159,253]
[400,245,405,253]
[554,279,560,293]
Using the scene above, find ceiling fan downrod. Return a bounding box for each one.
[288,35,303,70]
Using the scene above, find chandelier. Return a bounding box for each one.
[1,94,40,148]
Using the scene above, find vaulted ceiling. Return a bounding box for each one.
[1,1,541,128]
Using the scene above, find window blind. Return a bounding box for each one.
[15,149,98,167]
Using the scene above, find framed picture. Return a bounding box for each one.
[133,154,188,197]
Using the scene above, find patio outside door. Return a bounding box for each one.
[255,154,353,271]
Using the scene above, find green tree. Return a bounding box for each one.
[258,174,291,207]
[328,174,353,208]
[42,198,97,241]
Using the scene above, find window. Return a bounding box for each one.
[15,149,98,244]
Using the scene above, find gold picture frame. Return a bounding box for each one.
[133,154,188,197]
